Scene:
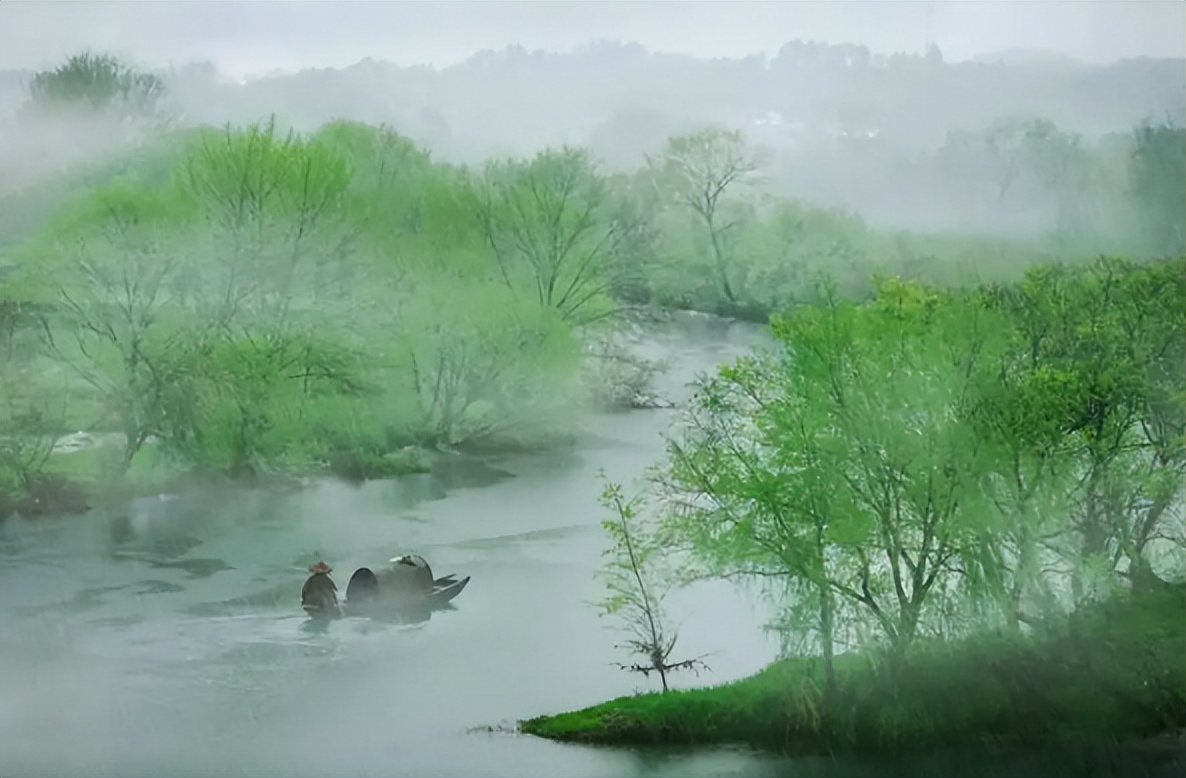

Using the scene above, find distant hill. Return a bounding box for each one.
[971,48,1086,68]
[2,41,1182,237]
[3,42,1182,153]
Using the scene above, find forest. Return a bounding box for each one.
[0,49,1183,757]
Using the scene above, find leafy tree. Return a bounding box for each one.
[155,328,361,476]
[311,120,435,241]
[392,278,581,449]
[1128,120,1186,256]
[177,117,355,326]
[596,477,707,692]
[734,198,872,310]
[655,279,1000,661]
[981,257,1186,602]
[32,182,194,472]
[0,314,63,507]
[27,51,165,117]
[960,318,1079,626]
[602,170,661,305]
[648,128,760,304]
[469,147,618,325]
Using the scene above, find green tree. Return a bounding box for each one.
[27,51,165,117]
[655,279,1000,661]
[392,278,581,449]
[1128,120,1186,256]
[33,182,194,472]
[0,298,63,508]
[982,257,1186,602]
[155,328,361,476]
[470,147,618,325]
[177,117,355,326]
[596,477,707,692]
[648,128,760,304]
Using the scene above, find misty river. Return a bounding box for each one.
[0,313,1177,778]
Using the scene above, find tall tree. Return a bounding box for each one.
[655,279,1000,660]
[648,128,760,304]
[470,147,618,325]
[1128,120,1186,256]
[27,51,165,117]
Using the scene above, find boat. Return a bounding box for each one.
[300,555,470,619]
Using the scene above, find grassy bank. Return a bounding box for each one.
[521,587,1186,756]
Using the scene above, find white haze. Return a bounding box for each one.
[1,0,1183,79]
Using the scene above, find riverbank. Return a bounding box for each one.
[521,586,1186,758]
[2,437,439,519]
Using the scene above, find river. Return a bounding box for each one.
[0,313,1180,778]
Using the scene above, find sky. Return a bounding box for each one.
[1,0,1183,78]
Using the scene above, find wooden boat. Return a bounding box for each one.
[300,555,470,619]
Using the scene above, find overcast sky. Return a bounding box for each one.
[1,1,1183,78]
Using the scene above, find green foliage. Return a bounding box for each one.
[522,586,1186,755]
[470,147,618,325]
[657,279,1004,654]
[27,51,165,116]
[596,477,707,692]
[311,120,435,240]
[3,108,1182,527]
[389,277,582,448]
[647,127,761,305]
[732,199,872,311]
[977,256,1186,603]
[1128,121,1186,256]
[2,117,600,492]
[646,253,1183,672]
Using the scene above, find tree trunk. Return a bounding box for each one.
[819,581,838,700]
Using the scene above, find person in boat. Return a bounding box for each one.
[301,559,340,617]
[301,554,469,618]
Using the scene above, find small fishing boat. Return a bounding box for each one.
[300,555,470,619]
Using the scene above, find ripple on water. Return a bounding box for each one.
[146,557,235,578]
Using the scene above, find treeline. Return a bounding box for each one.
[2,119,604,506]
[0,116,858,510]
[641,255,1184,687]
[771,113,1186,257]
[0,53,1181,522]
[7,40,1174,157]
[5,49,1184,257]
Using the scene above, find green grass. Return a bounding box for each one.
[520,586,1186,756]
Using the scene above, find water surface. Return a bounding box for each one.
[1,313,1180,778]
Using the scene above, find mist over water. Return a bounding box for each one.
[2,314,1176,778]
[1,4,1183,775]
[0,315,789,778]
